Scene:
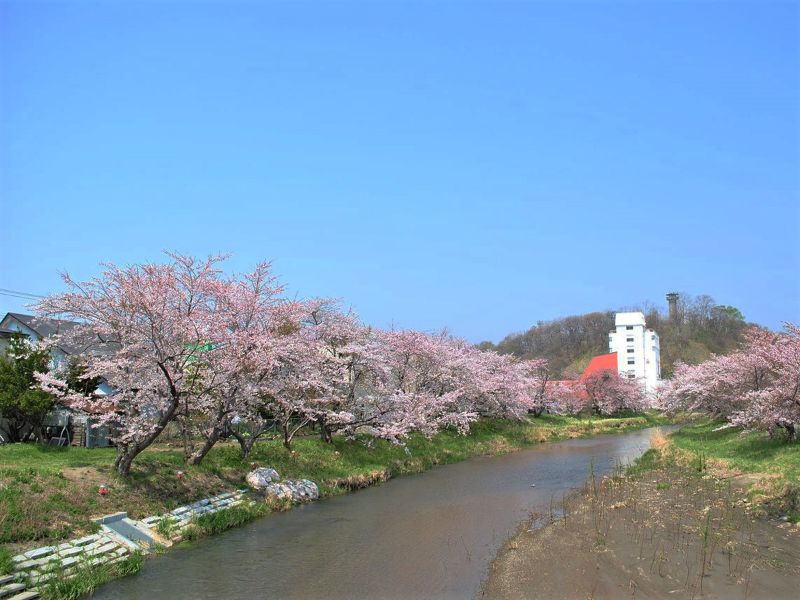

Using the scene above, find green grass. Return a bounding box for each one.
[189,503,269,538]
[39,552,143,600]
[670,420,800,484]
[0,546,13,575]
[669,420,800,520]
[0,412,669,548]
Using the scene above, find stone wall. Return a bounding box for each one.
[3,489,249,599]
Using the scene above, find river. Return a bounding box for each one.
[94,426,670,599]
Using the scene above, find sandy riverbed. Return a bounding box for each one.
[481,458,800,599]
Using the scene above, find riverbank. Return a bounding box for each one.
[669,420,800,521]
[0,412,667,559]
[482,426,800,599]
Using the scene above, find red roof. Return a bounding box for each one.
[580,352,618,381]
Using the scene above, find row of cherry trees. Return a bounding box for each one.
[35,255,552,475]
[546,370,646,417]
[660,325,800,441]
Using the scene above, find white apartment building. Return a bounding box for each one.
[608,312,661,393]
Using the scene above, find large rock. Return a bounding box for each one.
[262,482,295,502]
[292,479,320,501]
[263,479,320,503]
[246,467,280,490]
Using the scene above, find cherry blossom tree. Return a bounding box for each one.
[662,324,799,441]
[729,324,800,440]
[582,369,644,415]
[33,252,588,471]
[36,254,237,475]
[182,262,289,465]
[546,380,587,416]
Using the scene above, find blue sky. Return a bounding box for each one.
[1,0,798,342]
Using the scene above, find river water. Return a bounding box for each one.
[94,427,670,600]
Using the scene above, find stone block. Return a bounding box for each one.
[23,547,54,560]
[7,591,40,600]
[72,535,98,547]
[87,542,118,557]
[56,547,83,559]
[0,583,25,596]
[58,556,81,569]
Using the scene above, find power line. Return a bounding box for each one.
[0,288,46,300]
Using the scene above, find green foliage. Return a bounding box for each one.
[625,449,662,477]
[154,516,177,538]
[190,503,267,537]
[0,546,13,575]
[0,332,56,442]
[63,357,102,398]
[180,525,202,542]
[39,552,143,600]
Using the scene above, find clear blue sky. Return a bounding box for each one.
[1,1,798,342]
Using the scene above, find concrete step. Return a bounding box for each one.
[0,583,25,598]
[7,592,39,600]
[0,578,13,586]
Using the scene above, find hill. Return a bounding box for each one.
[480,294,748,377]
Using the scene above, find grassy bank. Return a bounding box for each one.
[668,419,800,520]
[0,412,668,554]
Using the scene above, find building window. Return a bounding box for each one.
[627,348,635,353]
[626,326,633,330]
[651,334,656,340]
[627,359,635,365]
[626,337,634,342]
[628,374,636,379]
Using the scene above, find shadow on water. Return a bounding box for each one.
[94,426,675,600]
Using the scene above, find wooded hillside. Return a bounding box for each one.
[481,294,748,377]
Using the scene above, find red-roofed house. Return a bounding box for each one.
[580,352,618,381]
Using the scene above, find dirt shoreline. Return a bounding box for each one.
[481,453,800,599]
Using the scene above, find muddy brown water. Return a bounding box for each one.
[94,427,673,599]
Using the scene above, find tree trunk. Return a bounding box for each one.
[282,421,292,451]
[230,428,255,458]
[187,423,226,465]
[114,396,180,476]
[319,416,333,443]
[114,445,137,477]
[321,425,332,443]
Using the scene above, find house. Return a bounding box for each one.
[0,312,115,447]
[580,352,619,381]
[1,312,81,367]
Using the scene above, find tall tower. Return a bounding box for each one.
[608,312,661,393]
[666,292,680,323]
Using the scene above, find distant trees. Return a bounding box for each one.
[494,311,615,375]
[0,332,55,442]
[35,254,566,475]
[492,293,747,378]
